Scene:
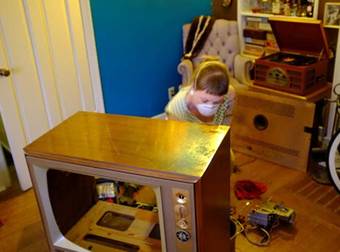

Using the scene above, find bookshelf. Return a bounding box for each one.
[237,0,320,57]
[327,29,340,138]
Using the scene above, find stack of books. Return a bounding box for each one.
[243,16,279,57]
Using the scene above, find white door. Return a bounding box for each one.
[0,0,104,190]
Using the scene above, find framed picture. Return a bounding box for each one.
[324,2,340,28]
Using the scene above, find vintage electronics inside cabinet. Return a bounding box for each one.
[254,17,330,95]
[24,112,231,252]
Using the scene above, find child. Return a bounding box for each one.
[165,58,236,168]
[165,59,235,125]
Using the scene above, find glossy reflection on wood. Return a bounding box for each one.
[24,112,229,183]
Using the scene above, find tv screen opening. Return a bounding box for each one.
[47,168,163,252]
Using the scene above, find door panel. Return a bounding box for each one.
[0,33,32,190]
[43,0,83,118]
[0,0,102,190]
[23,0,63,127]
[65,0,96,111]
[1,0,49,142]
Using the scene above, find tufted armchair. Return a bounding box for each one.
[177,19,253,88]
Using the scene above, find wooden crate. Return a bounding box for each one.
[231,87,316,172]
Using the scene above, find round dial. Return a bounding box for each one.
[175,204,188,219]
[176,193,187,204]
[176,230,191,242]
[177,219,189,229]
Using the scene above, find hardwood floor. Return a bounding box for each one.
[0,152,339,252]
[232,154,340,252]
[0,186,49,251]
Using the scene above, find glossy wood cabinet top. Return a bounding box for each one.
[24,112,229,182]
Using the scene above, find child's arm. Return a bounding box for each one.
[223,85,236,125]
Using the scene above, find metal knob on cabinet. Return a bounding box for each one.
[0,68,10,77]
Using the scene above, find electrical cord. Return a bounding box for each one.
[243,224,271,247]
[230,216,245,240]
[230,215,272,247]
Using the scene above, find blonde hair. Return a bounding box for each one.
[192,58,230,96]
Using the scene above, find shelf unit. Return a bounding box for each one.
[327,29,340,138]
[237,0,320,57]
[324,24,340,29]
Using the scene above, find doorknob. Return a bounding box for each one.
[0,68,10,77]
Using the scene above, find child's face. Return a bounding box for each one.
[191,89,224,106]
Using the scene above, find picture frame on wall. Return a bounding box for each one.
[324,2,340,28]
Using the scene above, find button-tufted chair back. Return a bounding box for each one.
[182,19,240,76]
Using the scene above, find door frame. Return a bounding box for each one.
[80,1,104,113]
